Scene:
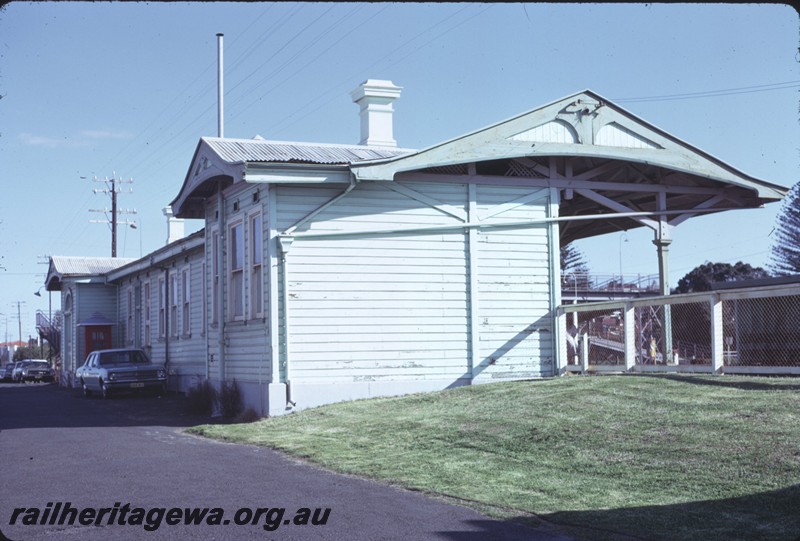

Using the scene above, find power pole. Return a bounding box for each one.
[90,173,137,257]
[13,301,24,345]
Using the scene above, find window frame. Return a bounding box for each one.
[210,227,220,325]
[158,277,166,339]
[144,281,151,347]
[126,287,134,344]
[228,218,245,321]
[182,266,191,336]
[170,272,179,337]
[249,210,263,320]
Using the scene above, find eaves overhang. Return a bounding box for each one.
[244,163,353,184]
[45,256,136,291]
[105,228,206,283]
[350,89,787,203]
[170,138,243,219]
[171,137,413,218]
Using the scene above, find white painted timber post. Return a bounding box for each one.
[556,308,568,375]
[624,302,636,371]
[710,293,724,373]
[268,188,281,386]
[548,187,563,376]
[278,235,295,403]
[581,333,589,372]
[467,180,480,381]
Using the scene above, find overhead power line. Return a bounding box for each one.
[612,81,800,103]
[260,4,483,136]
[227,4,360,116]
[78,4,798,217]
[90,174,137,258]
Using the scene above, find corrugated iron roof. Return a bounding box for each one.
[204,137,413,165]
[50,256,136,276]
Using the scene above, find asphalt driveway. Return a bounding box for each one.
[0,383,575,541]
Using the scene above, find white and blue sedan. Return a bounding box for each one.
[75,348,166,398]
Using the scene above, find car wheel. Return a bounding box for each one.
[100,381,111,399]
[81,380,92,398]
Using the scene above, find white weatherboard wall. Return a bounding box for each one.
[206,184,272,412]
[274,179,557,411]
[105,232,209,394]
[474,185,555,380]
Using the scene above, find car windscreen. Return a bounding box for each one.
[29,362,49,368]
[97,351,150,366]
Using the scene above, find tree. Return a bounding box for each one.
[671,261,768,356]
[769,181,800,276]
[560,242,591,288]
[13,345,46,362]
[673,261,769,294]
[561,242,589,276]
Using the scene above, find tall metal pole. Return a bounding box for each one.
[217,33,224,138]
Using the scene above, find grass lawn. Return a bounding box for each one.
[187,375,800,541]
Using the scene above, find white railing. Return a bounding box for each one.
[558,281,800,375]
[561,273,661,296]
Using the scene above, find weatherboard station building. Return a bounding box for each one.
[45,80,787,416]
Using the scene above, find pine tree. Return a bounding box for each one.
[770,181,800,276]
[560,242,589,275]
[560,242,590,288]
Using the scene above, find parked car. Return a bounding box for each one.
[75,348,166,398]
[1,363,15,382]
[18,360,55,383]
[11,361,31,383]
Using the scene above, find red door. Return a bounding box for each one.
[85,325,112,355]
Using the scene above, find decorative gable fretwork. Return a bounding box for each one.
[595,122,662,150]
[509,118,663,151]
[509,120,579,144]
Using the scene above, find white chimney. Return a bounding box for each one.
[350,79,402,148]
[163,206,185,245]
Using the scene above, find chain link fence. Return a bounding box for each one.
[723,294,800,367]
[560,281,800,374]
[565,307,626,367]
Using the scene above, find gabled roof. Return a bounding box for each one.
[351,89,786,198]
[45,256,135,291]
[349,89,788,242]
[170,137,413,218]
[45,230,207,291]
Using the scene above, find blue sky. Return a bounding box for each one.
[1,2,798,341]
